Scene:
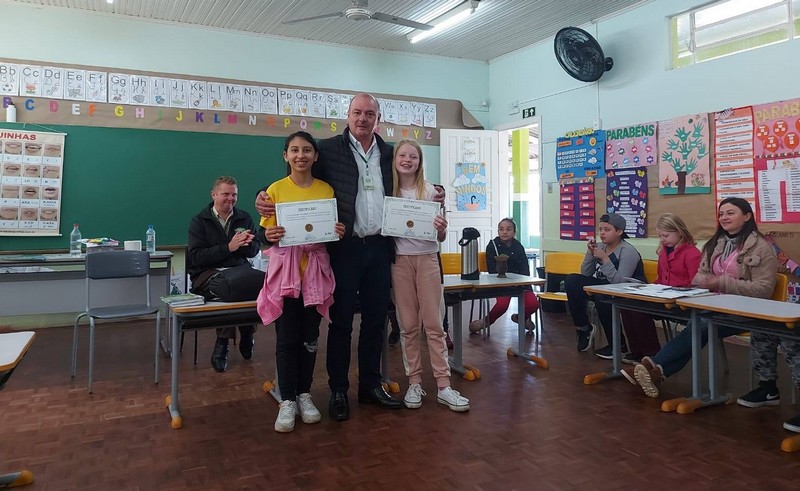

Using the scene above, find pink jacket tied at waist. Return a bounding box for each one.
[256,243,335,326]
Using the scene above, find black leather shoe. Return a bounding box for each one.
[329,391,350,421]
[211,338,229,372]
[239,332,255,360]
[358,386,402,409]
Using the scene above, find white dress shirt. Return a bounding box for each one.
[348,131,385,237]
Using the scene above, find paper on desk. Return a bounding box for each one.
[622,283,710,299]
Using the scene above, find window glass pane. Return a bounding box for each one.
[674,13,692,54]
[794,0,800,19]
[695,4,788,47]
[695,28,789,61]
[695,0,784,28]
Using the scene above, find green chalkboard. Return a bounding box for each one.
[0,123,286,251]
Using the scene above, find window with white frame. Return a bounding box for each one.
[671,0,800,68]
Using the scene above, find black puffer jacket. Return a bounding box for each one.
[314,128,394,243]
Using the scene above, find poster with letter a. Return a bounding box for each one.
[1,130,66,236]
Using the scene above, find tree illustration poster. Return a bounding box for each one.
[453,161,487,211]
[658,114,711,194]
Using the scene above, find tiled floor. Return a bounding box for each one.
[2,304,800,490]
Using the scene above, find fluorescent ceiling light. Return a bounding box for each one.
[407,1,477,44]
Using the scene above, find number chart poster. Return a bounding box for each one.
[658,114,711,195]
[559,178,595,241]
[555,131,606,180]
[0,129,65,236]
[753,98,800,159]
[453,162,487,211]
[605,167,648,238]
[604,122,658,170]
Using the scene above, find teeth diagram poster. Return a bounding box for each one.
[1,130,66,236]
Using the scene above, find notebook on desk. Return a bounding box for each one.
[623,283,710,299]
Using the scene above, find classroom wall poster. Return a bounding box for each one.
[0,59,454,144]
[0,129,65,236]
[752,98,800,159]
[604,122,657,170]
[453,161,487,211]
[753,157,800,223]
[559,178,595,241]
[555,131,606,180]
[658,113,711,195]
[714,107,756,208]
[752,99,800,224]
[605,167,647,238]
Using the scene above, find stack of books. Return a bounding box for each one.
[160,293,205,307]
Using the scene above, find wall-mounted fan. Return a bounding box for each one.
[284,0,433,31]
[554,27,613,83]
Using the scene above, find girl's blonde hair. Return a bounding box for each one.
[655,213,695,253]
[392,139,426,200]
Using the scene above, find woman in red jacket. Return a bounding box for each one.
[619,214,701,372]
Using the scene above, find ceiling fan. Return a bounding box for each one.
[283,0,434,31]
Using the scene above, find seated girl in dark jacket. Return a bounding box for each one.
[469,218,540,333]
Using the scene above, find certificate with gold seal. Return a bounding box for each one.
[382,196,440,240]
[276,198,339,246]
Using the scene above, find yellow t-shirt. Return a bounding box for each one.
[260,176,335,274]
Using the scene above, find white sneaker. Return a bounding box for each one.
[437,386,470,412]
[274,400,296,433]
[297,393,321,424]
[404,383,426,409]
[469,318,487,333]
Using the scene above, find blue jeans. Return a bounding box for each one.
[653,318,742,377]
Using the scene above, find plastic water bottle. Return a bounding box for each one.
[146,224,156,253]
[69,223,82,256]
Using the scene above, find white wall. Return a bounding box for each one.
[487,0,800,257]
[0,1,492,179]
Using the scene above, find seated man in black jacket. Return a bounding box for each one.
[187,176,263,372]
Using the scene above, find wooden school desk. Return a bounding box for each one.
[444,273,547,379]
[582,283,693,385]
[675,294,800,452]
[165,300,261,429]
[0,331,36,488]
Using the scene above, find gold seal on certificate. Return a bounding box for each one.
[276,198,338,246]
[382,197,440,240]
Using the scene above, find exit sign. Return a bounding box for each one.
[522,106,536,118]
